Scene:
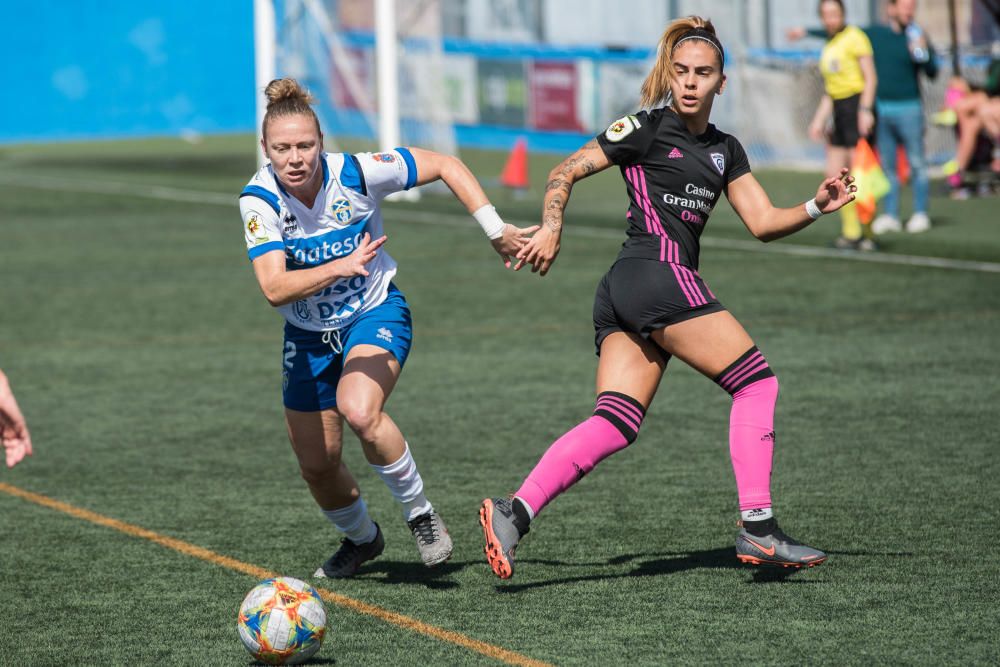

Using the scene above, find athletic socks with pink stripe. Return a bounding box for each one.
[513,391,646,523]
[370,443,433,521]
[322,497,379,545]
[715,346,778,523]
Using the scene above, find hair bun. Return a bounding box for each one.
[264,78,316,107]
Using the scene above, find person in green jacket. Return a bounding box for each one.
[866,0,938,235]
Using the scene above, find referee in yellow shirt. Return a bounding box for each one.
[792,0,878,250]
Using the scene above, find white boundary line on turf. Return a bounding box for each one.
[4,172,1000,274]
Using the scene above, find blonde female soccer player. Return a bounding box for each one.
[242,78,535,578]
[480,16,857,579]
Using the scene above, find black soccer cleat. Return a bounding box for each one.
[314,523,385,578]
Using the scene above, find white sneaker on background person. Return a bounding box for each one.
[906,212,931,233]
[871,214,902,235]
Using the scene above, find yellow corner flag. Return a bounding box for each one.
[852,138,890,224]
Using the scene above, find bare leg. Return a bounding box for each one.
[285,407,360,510]
[595,331,667,405]
[335,344,450,566]
[650,310,754,377]
[336,344,405,465]
[954,92,988,172]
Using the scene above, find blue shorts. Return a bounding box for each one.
[281,284,413,412]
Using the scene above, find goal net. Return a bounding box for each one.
[263,0,459,158]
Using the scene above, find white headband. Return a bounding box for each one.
[673,35,723,58]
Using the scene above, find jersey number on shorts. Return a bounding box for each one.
[283,341,297,370]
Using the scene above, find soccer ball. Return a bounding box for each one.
[237,577,327,665]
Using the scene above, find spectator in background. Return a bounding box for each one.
[942,54,1000,198]
[868,0,938,235]
[789,0,878,251]
[0,369,33,468]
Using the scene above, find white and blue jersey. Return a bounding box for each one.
[240,149,418,332]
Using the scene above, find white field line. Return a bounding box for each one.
[3,172,999,274]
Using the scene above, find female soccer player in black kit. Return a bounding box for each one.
[479,16,857,579]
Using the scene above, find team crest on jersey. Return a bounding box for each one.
[372,152,396,163]
[331,197,353,224]
[604,115,639,143]
[294,300,311,321]
[710,152,725,175]
[245,211,269,244]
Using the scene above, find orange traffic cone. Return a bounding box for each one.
[896,145,910,186]
[500,137,529,191]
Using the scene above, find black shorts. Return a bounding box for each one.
[830,94,861,148]
[593,258,726,361]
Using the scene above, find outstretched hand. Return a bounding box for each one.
[514,225,561,276]
[342,232,387,277]
[491,223,540,268]
[0,373,32,469]
[815,167,857,214]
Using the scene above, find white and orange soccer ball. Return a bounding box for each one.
[237,577,327,665]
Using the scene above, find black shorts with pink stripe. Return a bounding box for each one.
[593,257,725,360]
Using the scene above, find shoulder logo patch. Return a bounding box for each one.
[331,197,353,224]
[604,115,637,143]
[372,152,396,163]
[710,152,725,175]
[244,210,269,244]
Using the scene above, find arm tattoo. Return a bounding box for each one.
[542,142,601,232]
[543,196,564,232]
[545,178,568,194]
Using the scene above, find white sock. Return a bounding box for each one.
[322,497,378,544]
[371,443,433,521]
[741,507,773,522]
[514,495,535,520]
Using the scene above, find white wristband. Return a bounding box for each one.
[805,198,823,220]
[473,204,506,240]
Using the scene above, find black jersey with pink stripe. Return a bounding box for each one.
[595,107,750,269]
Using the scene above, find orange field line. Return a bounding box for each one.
[0,482,553,667]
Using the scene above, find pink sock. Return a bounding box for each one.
[729,376,779,511]
[515,392,645,517]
